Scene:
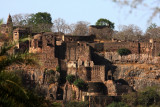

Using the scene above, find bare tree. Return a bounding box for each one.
[52,18,68,33]
[145,27,160,39]
[72,21,90,36]
[113,24,142,41]
[112,0,160,22]
[12,14,32,26]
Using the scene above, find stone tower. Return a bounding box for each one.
[6,14,13,36]
[7,14,13,26]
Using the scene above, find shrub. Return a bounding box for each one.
[137,87,160,106]
[56,66,60,72]
[73,79,88,90]
[52,102,62,107]
[122,92,138,106]
[48,69,55,75]
[65,101,88,107]
[117,48,131,56]
[107,102,130,107]
[122,87,160,107]
[66,75,75,84]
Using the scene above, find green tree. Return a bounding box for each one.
[96,18,114,29]
[28,12,53,32]
[73,79,87,90]
[121,87,160,107]
[117,48,131,56]
[122,92,138,106]
[137,87,160,106]
[66,75,76,84]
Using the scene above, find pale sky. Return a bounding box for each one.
[0,0,159,33]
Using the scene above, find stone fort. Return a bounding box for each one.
[1,15,160,104]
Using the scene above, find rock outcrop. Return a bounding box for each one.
[113,63,160,91]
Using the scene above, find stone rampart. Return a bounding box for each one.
[105,52,160,64]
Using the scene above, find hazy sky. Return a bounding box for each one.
[0,0,159,32]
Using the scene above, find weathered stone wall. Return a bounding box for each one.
[66,42,91,61]
[63,35,94,42]
[91,65,105,82]
[29,32,58,70]
[63,83,87,101]
[105,52,160,64]
[104,41,140,54]
[104,80,117,96]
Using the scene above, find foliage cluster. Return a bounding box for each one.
[0,40,51,107]
[107,102,130,107]
[44,68,60,84]
[0,71,51,107]
[96,18,114,29]
[65,101,88,107]
[122,87,160,107]
[66,74,88,90]
[117,48,131,56]
[73,79,88,90]
[56,66,60,73]
[66,74,76,84]
[12,12,52,33]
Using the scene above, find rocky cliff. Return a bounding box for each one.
[113,63,160,91]
[104,52,160,91]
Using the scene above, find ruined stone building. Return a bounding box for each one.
[1,14,160,106]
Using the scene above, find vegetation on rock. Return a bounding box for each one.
[122,87,160,107]
[107,102,130,107]
[66,74,76,84]
[65,101,88,107]
[117,48,131,56]
[73,79,88,90]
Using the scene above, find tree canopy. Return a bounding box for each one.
[12,12,53,33]
[28,12,52,25]
[28,12,53,32]
[117,48,131,56]
[96,18,114,29]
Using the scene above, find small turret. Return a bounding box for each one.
[7,14,13,26]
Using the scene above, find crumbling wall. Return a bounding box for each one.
[66,42,91,61]
[29,32,58,69]
[105,52,160,64]
[104,41,139,54]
